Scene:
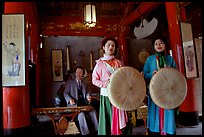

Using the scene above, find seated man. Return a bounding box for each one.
[63,66,98,135]
[55,73,72,107]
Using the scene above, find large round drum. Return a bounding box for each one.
[149,68,187,109]
[108,66,146,111]
[138,50,150,63]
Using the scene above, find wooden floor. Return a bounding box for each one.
[30,118,203,135]
[29,115,96,135]
[132,121,202,135]
[3,104,202,136]
[3,116,202,135]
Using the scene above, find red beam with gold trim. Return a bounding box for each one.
[123,2,163,27]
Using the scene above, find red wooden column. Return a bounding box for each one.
[3,2,31,134]
[165,2,199,126]
[119,2,162,66]
[3,87,30,127]
[118,32,129,66]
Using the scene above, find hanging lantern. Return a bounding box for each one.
[84,4,96,27]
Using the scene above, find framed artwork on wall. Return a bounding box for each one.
[180,22,199,79]
[52,49,63,81]
[2,14,26,86]
[66,46,70,71]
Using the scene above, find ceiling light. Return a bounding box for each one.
[84,4,96,27]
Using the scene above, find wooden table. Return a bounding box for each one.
[31,106,94,135]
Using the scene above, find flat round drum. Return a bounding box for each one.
[108,66,146,111]
[138,50,150,63]
[149,68,187,109]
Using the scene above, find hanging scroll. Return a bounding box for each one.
[66,46,70,71]
[90,51,93,71]
[52,49,63,82]
[2,14,25,86]
[180,22,199,78]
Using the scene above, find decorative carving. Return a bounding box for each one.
[56,117,69,135]
[69,22,90,30]
[41,21,120,32]
[106,24,119,32]
[42,22,66,31]
[119,24,126,32]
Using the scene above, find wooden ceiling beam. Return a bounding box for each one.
[123,2,163,26]
[123,2,135,18]
[178,2,191,9]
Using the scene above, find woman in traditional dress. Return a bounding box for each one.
[92,37,128,135]
[143,36,177,135]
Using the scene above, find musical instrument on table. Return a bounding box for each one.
[31,106,94,135]
[31,106,94,115]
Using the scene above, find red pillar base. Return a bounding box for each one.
[165,2,199,127]
[3,125,31,135]
[177,111,199,126]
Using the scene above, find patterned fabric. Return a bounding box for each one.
[155,52,166,69]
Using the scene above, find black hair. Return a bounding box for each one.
[152,36,170,53]
[75,66,85,75]
[101,36,119,55]
[152,36,168,46]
